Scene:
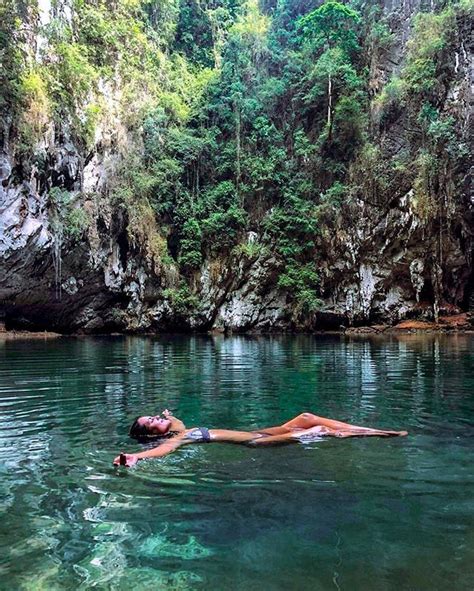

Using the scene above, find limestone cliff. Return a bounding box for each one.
[0,0,472,333]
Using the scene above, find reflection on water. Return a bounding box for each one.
[0,334,473,590]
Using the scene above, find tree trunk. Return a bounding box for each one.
[327,73,333,139]
[235,102,241,195]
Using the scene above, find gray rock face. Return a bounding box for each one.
[0,1,472,333]
[212,256,287,332]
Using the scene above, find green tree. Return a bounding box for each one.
[299,1,361,138]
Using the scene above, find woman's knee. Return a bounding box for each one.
[285,412,319,428]
[295,412,312,420]
[287,412,312,424]
[299,412,319,421]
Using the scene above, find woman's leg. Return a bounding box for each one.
[328,429,408,438]
[253,425,407,443]
[250,431,307,445]
[282,412,389,431]
[256,413,327,435]
[258,413,405,436]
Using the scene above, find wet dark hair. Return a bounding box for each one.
[129,417,150,440]
[129,416,174,442]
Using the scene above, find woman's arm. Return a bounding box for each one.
[113,433,190,467]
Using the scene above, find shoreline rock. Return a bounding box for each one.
[344,313,473,335]
[0,330,62,340]
[0,313,472,339]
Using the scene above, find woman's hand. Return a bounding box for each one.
[113,453,138,467]
[162,409,173,418]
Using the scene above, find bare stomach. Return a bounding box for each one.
[208,429,272,443]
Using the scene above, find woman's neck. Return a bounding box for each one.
[169,416,186,433]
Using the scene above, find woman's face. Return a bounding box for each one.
[137,415,171,435]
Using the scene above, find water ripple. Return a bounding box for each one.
[0,334,473,590]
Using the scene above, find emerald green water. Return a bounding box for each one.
[0,334,473,590]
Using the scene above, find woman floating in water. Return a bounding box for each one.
[113,410,407,467]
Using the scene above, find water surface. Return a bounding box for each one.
[0,334,473,590]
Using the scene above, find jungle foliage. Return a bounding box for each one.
[1,0,471,319]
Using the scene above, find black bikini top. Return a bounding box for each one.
[186,427,211,443]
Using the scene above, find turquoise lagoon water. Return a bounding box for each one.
[0,334,473,590]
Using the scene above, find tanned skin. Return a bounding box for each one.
[114,411,407,467]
